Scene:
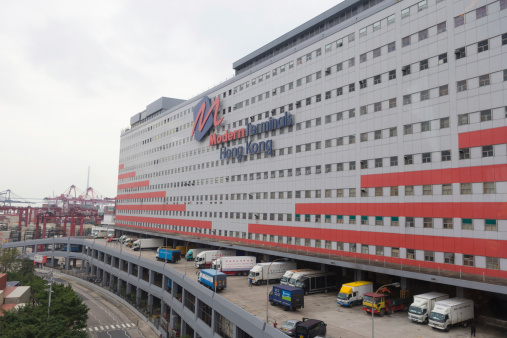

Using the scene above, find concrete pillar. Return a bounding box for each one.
[169,308,175,329]
[65,257,70,270]
[149,270,154,285]
[136,288,141,306]
[211,309,216,334]
[320,263,326,271]
[181,319,186,336]
[148,293,153,307]
[354,269,363,280]
[162,275,168,292]
[138,266,143,279]
[400,277,409,290]
[233,324,237,338]
[456,287,464,298]
[126,282,132,295]
[128,262,133,275]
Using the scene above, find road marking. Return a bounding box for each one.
[100,326,104,330]
[121,324,126,328]
[105,325,109,329]
[116,325,122,329]
[126,323,131,327]
[88,328,93,331]
[94,327,99,331]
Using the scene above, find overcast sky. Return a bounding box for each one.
[1,0,340,202]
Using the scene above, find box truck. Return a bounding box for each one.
[288,270,319,287]
[269,285,304,311]
[174,245,194,255]
[156,249,181,263]
[280,269,314,285]
[295,272,338,295]
[428,298,474,332]
[211,256,256,275]
[408,292,449,324]
[337,281,373,307]
[194,250,236,268]
[132,238,164,251]
[185,248,208,261]
[248,261,297,285]
[198,269,227,292]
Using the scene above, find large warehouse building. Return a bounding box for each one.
[117,0,507,287]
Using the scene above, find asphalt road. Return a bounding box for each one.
[48,274,158,338]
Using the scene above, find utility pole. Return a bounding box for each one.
[45,271,54,319]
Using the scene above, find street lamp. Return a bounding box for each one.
[371,282,400,338]
[44,271,54,319]
[184,241,190,276]
[266,258,289,324]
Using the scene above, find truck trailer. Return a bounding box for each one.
[156,249,181,263]
[288,270,319,287]
[132,238,164,251]
[211,256,256,276]
[248,261,297,285]
[295,272,338,295]
[280,269,314,285]
[337,281,373,307]
[194,250,236,268]
[408,292,449,324]
[269,285,304,311]
[428,298,474,332]
[198,269,227,292]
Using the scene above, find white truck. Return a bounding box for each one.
[336,281,373,307]
[211,256,256,276]
[248,261,297,285]
[408,292,449,323]
[185,248,208,261]
[288,270,319,287]
[92,228,108,238]
[194,250,237,268]
[280,269,314,285]
[132,238,165,251]
[428,298,474,332]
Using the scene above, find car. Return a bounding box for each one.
[279,319,302,336]
[294,319,327,338]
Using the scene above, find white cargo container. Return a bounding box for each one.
[428,298,474,331]
[280,269,314,285]
[408,292,449,323]
[248,261,297,285]
[211,256,256,275]
[194,250,237,268]
[132,238,164,251]
[288,270,319,287]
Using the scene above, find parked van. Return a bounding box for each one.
[294,319,327,338]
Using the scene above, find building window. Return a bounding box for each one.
[337,87,343,96]
[455,47,466,60]
[401,8,410,19]
[337,63,343,71]
[457,80,467,92]
[375,216,383,226]
[485,219,497,231]
[406,217,414,227]
[360,132,368,142]
[389,70,396,80]
[391,217,399,226]
[480,109,492,121]
[374,75,381,84]
[390,156,398,166]
[336,189,343,197]
[503,33,507,45]
[459,148,470,159]
[361,216,369,225]
[486,257,499,269]
[483,182,496,194]
[420,59,428,71]
[423,217,433,228]
[361,244,369,254]
[374,102,381,112]
[442,184,452,195]
[437,21,446,34]
[349,161,356,170]
[441,150,451,161]
[463,255,474,267]
[479,74,490,87]
[502,0,507,10]
[360,53,367,63]
[424,251,434,262]
[402,36,410,47]
[440,117,449,128]
[375,187,383,196]
[454,14,465,27]
[458,113,469,125]
[389,98,397,108]
[402,65,411,76]
[403,95,411,105]
[405,186,414,196]
[462,218,474,230]
[438,53,447,64]
[418,29,428,41]
[421,121,430,132]
[421,90,430,101]
[387,14,395,25]
[360,160,368,169]
[482,145,494,157]
[443,218,453,229]
[391,186,399,196]
[460,183,472,195]
[359,27,367,38]
[392,247,400,257]
[439,85,448,96]
[360,80,367,89]
[376,246,384,256]
[476,5,487,19]
[444,252,455,264]
[349,83,355,92]
[349,58,355,67]
[349,215,356,224]
[418,0,427,11]
[423,185,433,195]
[406,249,415,259]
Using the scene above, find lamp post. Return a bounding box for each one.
[214,246,224,294]
[266,258,288,324]
[44,270,54,319]
[371,282,400,338]
[184,241,190,276]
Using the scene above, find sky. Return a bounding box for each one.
[0,0,341,202]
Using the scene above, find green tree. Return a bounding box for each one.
[0,248,23,273]
[38,283,89,329]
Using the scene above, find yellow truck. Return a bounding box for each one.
[337,281,373,307]
[174,245,195,255]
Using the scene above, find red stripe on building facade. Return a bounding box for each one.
[360,164,507,188]
[119,164,124,170]
[118,171,136,179]
[247,223,507,259]
[117,180,150,190]
[115,215,211,229]
[116,204,186,211]
[295,202,507,220]
[116,191,166,200]
[459,126,507,148]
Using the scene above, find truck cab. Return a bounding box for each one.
[248,265,262,284]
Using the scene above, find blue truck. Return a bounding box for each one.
[156,249,181,263]
[269,284,305,311]
[198,269,227,292]
[62,244,81,252]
